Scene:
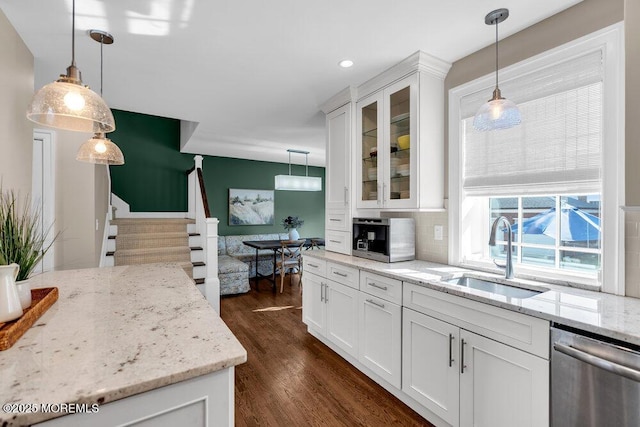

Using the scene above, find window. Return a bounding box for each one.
[449,24,624,293]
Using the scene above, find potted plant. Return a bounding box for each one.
[282,216,304,240]
[0,188,58,283]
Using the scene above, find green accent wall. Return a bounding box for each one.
[109,110,326,238]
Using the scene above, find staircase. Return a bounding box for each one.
[105,218,205,285]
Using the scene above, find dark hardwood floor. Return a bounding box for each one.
[220,276,434,427]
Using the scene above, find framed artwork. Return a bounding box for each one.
[228,189,275,225]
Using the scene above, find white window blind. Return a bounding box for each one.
[460,49,603,196]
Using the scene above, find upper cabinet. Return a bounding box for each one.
[355,52,451,210]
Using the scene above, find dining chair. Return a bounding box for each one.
[276,239,306,293]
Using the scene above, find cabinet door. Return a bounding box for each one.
[402,308,460,427]
[325,280,359,358]
[326,104,351,214]
[383,74,418,209]
[358,292,401,388]
[356,92,384,209]
[459,330,549,427]
[302,272,325,332]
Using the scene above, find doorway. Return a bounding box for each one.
[32,130,56,273]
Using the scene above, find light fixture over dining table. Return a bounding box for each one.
[26,0,116,134]
[274,149,322,191]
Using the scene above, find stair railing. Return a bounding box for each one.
[187,155,220,314]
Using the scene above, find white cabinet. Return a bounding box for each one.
[302,263,359,358]
[402,283,550,427]
[358,272,402,388]
[403,308,460,426]
[358,292,402,389]
[355,52,450,210]
[324,101,353,255]
[459,330,549,427]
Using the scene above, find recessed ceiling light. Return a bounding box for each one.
[339,59,354,68]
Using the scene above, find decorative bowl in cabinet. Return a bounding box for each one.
[397,135,410,150]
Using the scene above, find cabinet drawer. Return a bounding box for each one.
[403,283,550,359]
[326,210,349,232]
[303,257,326,277]
[327,262,359,290]
[325,230,351,255]
[360,271,402,305]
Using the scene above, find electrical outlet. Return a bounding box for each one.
[434,225,443,241]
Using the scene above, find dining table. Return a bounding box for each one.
[242,237,325,291]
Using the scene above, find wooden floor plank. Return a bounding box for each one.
[220,277,434,427]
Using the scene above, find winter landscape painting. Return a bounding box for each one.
[228,189,275,225]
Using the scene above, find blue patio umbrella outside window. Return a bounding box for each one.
[510,204,600,242]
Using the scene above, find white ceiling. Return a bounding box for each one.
[0,0,581,167]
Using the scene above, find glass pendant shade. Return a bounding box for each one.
[473,8,521,132]
[27,79,116,133]
[76,133,124,165]
[473,91,522,131]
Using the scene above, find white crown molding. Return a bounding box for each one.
[357,50,452,101]
[320,86,357,114]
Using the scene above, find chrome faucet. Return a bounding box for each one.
[488,216,514,279]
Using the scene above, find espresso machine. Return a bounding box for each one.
[352,217,415,263]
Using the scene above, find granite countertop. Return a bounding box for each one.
[0,264,247,426]
[304,250,640,346]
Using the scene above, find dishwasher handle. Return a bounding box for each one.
[554,342,640,383]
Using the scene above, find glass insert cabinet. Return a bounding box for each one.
[356,73,418,209]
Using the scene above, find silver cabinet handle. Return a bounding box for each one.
[333,271,348,278]
[383,183,387,204]
[308,263,319,268]
[329,218,342,222]
[377,184,382,205]
[368,282,388,291]
[320,282,325,302]
[324,283,329,303]
[461,339,467,374]
[449,334,454,367]
[329,239,341,244]
[344,186,348,206]
[554,342,640,382]
[366,299,385,309]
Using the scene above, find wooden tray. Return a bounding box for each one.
[0,287,59,351]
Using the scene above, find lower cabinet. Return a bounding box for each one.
[359,292,402,388]
[403,307,549,427]
[303,271,359,358]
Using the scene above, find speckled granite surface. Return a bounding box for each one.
[0,264,246,426]
[304,250,640,346]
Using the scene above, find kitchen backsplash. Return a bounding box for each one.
[381,211,448,264]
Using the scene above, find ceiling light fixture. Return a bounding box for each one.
[76,30,124,165]
[274,149,322,191]
[27,0,116,133]
[472,8,521,131]
[339,59,354,68]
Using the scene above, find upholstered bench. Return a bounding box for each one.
[218,233,288,295]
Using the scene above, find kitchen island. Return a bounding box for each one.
[0,264,247,427]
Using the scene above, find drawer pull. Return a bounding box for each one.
[368,282,388,291]
[329,218,342,222]
[329,239,341,244]
[461,339,467,374]
[366,299,385,309]
[333,271,348,278]
[308,263,319,268]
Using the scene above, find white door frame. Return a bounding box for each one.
[32,129,56,273]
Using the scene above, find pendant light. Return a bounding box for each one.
[27,0,116,133]
[76,30,124,165]
[472,8,521,131]
[274,149,322,191]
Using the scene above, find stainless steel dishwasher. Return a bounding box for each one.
[551,326,640,426]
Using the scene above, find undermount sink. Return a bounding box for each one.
[444,276,544,299]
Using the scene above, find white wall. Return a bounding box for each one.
[0,9,34,196]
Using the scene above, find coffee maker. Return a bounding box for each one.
[352,217,415,263]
